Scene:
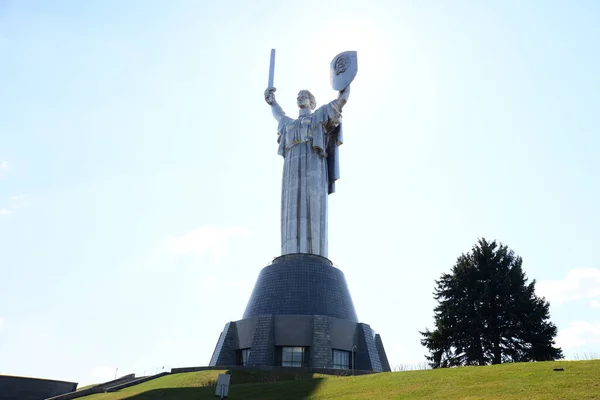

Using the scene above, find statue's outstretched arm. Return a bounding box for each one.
[336,84,351,109]
[264,87,286,122]
[270,102,286,122]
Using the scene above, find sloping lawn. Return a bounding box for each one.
[81,360,600,400]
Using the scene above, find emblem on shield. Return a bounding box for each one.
[330,51,358,91]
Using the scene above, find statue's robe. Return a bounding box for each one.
[277,99,343,257]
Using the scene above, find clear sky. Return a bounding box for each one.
[1,0,599,386]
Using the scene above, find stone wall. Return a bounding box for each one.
[209,322,238,366]
[44,373,138,400]
[311,315,332,368]
[171,365,376,376]
[246,315,275,366]
[355,323,383,372]
[0,375,77,400]
[375,334,391,372]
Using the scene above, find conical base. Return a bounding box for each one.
[243,253,358,321]
[209,254,390,372]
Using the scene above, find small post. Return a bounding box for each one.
[352,345,357,375]
[114,367,118,379]
[215,373,230,398]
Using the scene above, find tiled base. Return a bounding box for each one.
[209,254,390,372]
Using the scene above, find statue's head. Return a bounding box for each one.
[297,90,316,110]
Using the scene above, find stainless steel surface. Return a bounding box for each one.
[264,51,356,257]
[268,48,276,88]
[330,51,358,91]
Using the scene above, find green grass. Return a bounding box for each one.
[80,360,600,400]
[76,383,97,391]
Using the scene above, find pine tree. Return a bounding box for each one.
[420,238,563,368]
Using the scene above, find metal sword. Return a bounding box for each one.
[268,48,276,88]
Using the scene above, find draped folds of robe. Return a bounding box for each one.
[277,99,343,258]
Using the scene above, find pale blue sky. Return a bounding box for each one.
[1,0,599,386]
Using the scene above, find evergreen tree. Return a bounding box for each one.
[420,238,563,368]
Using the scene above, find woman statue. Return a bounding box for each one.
[264,85,351,258]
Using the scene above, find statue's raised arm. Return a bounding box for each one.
[264,87,286,122]
[336,84,351,108]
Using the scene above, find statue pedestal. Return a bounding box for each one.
[209,254,390,372]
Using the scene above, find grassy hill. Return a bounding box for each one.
[81,360,600,400]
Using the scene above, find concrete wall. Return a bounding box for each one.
[211,313,389,372]
[106,372,169,392]
[209,321,238,366]
[44,374,138,400]
[240,315,359,353]
[355,323,383,372]
[246,315,275,366]
[45,387,103,400]
[375,334,391,372]
[210,254,389,372]
[274,315,313,346]
[330,317,357,350]
[236,317,258,349]
[312,315,332,368]
[0,375,77,400]
[171,365,376,376]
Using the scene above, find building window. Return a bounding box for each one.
[277,346,308,367]
[332,349,350,369]
[236,348,251,366]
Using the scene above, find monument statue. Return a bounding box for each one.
[210,50,390,373]
[264,50,357,258]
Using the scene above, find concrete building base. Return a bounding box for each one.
[209,254,390,372]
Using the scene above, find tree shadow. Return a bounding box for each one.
[121,370,325,400]
[121,379,325,400]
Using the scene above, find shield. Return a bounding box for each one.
[330,51,358,91]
